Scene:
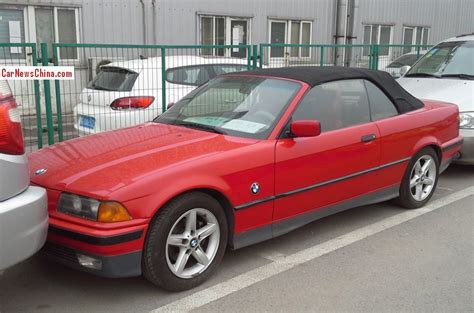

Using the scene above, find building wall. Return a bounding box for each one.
[2,0,473,46]
[155,0,335,45]
[353,0,474,45]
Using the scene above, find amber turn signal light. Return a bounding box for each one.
[97,201,132,223]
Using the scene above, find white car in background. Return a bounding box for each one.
[380,50,427,78]
[0,80,48,272]
[398,34,474,164]
[74,56,250,135]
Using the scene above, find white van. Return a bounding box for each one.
[398,34,474,165]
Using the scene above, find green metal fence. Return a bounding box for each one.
[0,42,430,152]
[47,43,256,146]
[0,42,44,150]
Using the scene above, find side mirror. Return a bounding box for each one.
[399,65,411,77]
[290,120,321,138]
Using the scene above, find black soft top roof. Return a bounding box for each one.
[231,66,424,113]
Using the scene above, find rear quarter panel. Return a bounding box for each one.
[375,100,459,188]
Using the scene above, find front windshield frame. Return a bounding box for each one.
[405,40,474,77]
[154,75,302,140]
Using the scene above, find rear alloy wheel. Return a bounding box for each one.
[143,192,228,291]
[397,148,439,209]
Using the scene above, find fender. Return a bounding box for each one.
[410,135,442,159]
[122,174,233,218]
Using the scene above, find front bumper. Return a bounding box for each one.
[41,242,142,278]
[43,216,147,278]
[0,186,48,271]
[455,129,474,165]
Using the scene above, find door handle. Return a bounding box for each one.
[361,134,377,143]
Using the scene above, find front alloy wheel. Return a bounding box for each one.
[143,192,228,291]
[166,208,220,279]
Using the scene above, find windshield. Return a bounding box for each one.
[406,41,474,78]
[387,54,420,67]
[87,67,139,91]
[154,76,301,139]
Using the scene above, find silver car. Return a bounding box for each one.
[398,34,474,165]
[0,80,48,272]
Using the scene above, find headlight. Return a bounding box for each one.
[58,193,132,222]
[460,112,474,129]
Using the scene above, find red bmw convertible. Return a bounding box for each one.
[29,67,463,291]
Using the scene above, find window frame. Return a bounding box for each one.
[0,5,29,64]
[268,19,313,60]
[0,4,82,63]
[198,14,251,58]
[362,24,393,57]
[402,26,430,53]
[362,79,399,121]
[288,79,373,135]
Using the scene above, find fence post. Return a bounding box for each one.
[161,47,166,113]
[320,46,324,67]
[31,44,43,149]
[40,43,54,145]
[246,46,252,70]
[52,44,63,142]
[252,45,258,70]
[416,45,421,59]
[259,44,264,69]
[373,45,380,70]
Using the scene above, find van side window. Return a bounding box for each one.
[292,79,371,132]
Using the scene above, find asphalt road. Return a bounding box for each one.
[0,165,473,313]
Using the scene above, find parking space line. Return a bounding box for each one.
[151,186,474,313]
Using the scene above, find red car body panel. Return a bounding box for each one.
[28,74,462,276]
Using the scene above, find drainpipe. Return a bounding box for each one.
[152,0,157,45]
[345,0,357,67]
[334,0,347,66]
[140,0,147,45]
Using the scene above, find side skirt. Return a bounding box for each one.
[232,185,400,250]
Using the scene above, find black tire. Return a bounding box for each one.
[396,147,439,209]
[143,192,228,291]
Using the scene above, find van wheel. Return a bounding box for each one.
[396,147,439,209]
[143,192,228,291]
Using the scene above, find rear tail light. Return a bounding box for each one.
[0,80,24,155]
[110,96,155,110]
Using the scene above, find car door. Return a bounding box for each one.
[273,79,381,231]
[363,79,421,189]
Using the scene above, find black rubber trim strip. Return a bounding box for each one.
[49,226,143,246]
[442,138,464,152]
[233,184,400,249]
[234,157,411,210]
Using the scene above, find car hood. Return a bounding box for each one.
[29,123,258,198]
[398,77,474,112]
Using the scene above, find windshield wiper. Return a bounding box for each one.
[440,73,474,80]
[174,121,226,134]
[404,73,441,78]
